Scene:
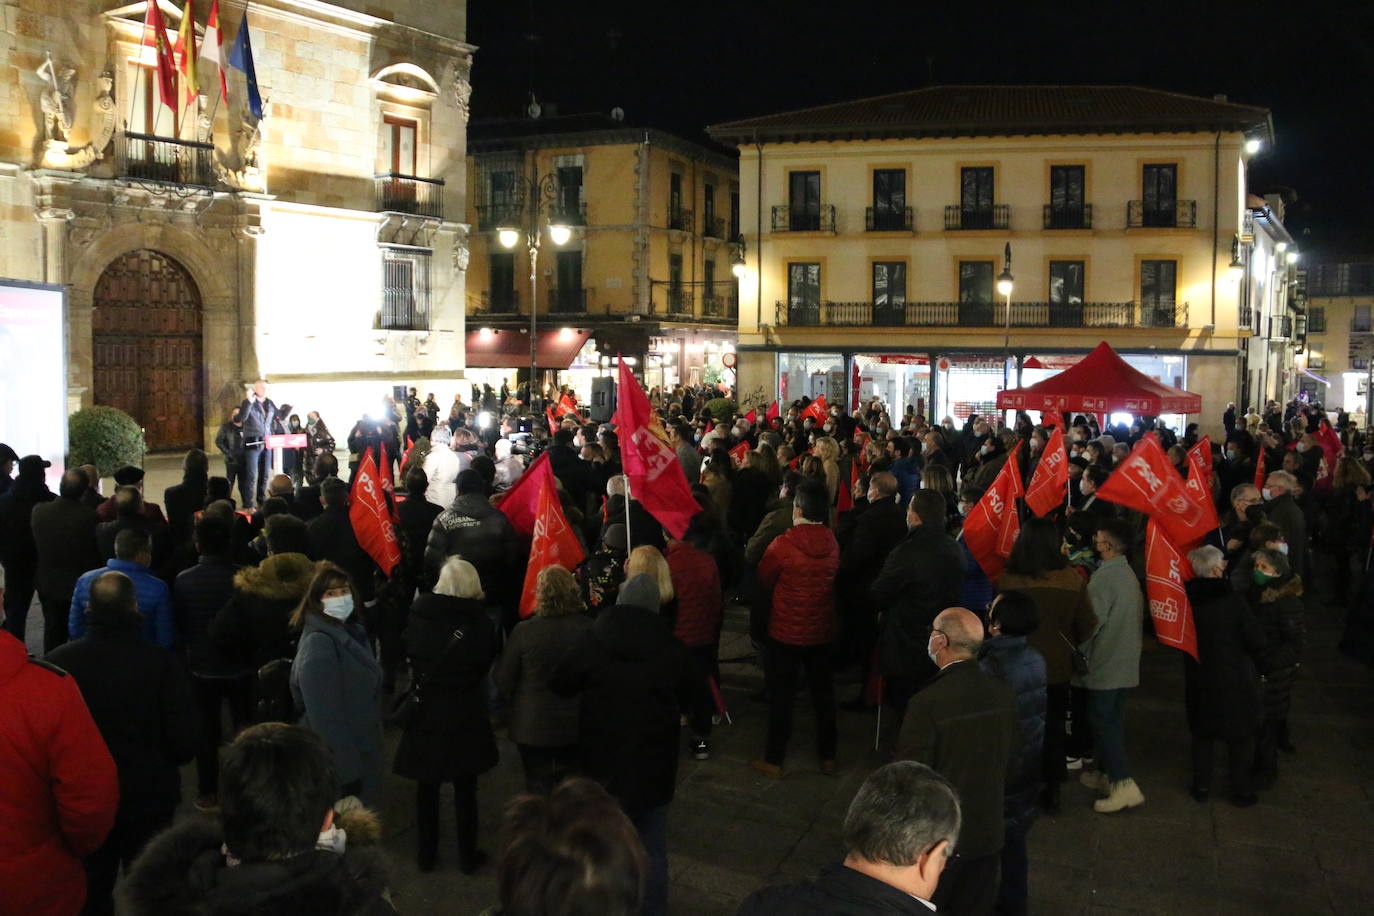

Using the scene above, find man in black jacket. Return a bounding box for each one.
[869,490,964,730]
[31,468,100,653]
[739,761,960,914]
[308,479,376,601]
[1262,470,1307,577]
[216,407,246,500]
[897,607,1019,916]
[163,448,210,546]
[423,470,518,609]
[239,379,288,510]
[173,514,247,808]
[96,486,170,570]
[837,472,908,704]
[0,454,54,642]
[47,571,198,916]
[550,574,694,916]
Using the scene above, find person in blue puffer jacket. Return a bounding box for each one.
[980,589,1047,916]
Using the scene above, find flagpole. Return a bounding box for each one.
[623,473,633,548]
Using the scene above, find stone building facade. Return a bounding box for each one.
[0,1,473,450]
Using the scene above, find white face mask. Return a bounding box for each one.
[1276,542,1289,555]
[321,594,354,622]
[1295,443,1308,453]
[926,636,940,665]
[1262,488,1274,501]
[1226,449,1238,461]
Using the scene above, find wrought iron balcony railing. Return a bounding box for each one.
[553,200,587,226]
[944,204,1010,231]
[866,206,914,231]
[119,131,215,187]
[700,293,740,320]
[1127,200,1197,228]
[772,299,1189,330]
[375,173,445,218]
[702,216,726,238]
[771,204,837,232]
[668,207,694,232]
[1043,203,1093,230]
[474,289,520,314]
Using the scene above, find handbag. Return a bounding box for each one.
[386,624,468,729]
[1060,631,1090,678]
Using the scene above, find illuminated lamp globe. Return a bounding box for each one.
[548,223,572,246]
[731,261,748,279]
[497,227,520,249]
[996,271,1014,297]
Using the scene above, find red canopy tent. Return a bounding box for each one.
[996,341,1201,415]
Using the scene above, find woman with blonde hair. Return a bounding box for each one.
[626,545,677,622]
[813,435,841,504]
[497,565,592,794]
[395,555,499,872]
[289,562,384,804]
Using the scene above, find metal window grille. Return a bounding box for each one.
[379,247,431,331]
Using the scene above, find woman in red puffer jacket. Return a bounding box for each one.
[752,480,841,776]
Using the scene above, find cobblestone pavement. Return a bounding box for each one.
[57,455,1374,913]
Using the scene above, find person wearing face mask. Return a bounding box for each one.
[1246,549,1305,790]
[289,562,384,806]
[1260,471,1306,578]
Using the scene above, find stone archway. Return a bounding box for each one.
[92,249,204,450]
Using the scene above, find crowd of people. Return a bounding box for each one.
[0,382,1364,914]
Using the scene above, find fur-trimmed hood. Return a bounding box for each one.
[1260,575,1304,603]
[232,553,317,601]
[119,807,393,916]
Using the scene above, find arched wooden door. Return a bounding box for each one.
[92,249,204,450]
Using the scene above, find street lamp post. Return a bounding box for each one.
[997,242,1015,423]
[497,169,572,411]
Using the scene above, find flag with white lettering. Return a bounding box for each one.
[349,451,400,576]
[517,463,586,618]
[1145,520,1198,660]
[1024,426,1068,517]
[1096,433,1211,546]
[963,441,1023,579]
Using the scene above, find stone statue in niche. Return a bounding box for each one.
[453,235,470,272]
[449,58,472,121]
[36,54,113,170]
[238,113,262,171]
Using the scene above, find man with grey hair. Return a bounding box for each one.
[1261,470,1305,576]
[738,760,960,913]
[896,607,1018,915]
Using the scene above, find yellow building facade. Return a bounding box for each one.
[0,0,472,450]
[1302,260,1374,422]
[463,115,739,402]
[710,86,1294,437]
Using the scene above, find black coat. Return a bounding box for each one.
[164,473,209,545]
[738,864,937,914]
[0,476,53,570]
[897,660,1019,859]
[308,507,377,600]
[422,495,518,605]
[1263,493,1306,576]
[46,617,198,802]
[96,515,172,569]
[119,808,395,916]
[980,634,1047,831]
[727,466,774,539]
[1250,574,1306,719]
[869,524,965,680]
[212,553,315,674]
[837,497,908,607]
[215,422,244,463]
[393,595,499,782]
[550,602,694,818]
[598,494,667,553]
[173,555,241,677]
[396,495,442,585]
[1183,578,1266,741]
[30,495,100,600]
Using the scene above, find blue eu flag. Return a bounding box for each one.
[228,14,263,120]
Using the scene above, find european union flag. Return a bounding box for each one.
[228,14,263,120]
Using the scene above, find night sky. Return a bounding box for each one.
[467,0,1374,259]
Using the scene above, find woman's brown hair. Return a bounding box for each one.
[290,561,357,630]
[534,566,584,618]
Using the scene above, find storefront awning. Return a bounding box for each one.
[465,328,590,370]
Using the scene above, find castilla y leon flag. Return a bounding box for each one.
[963,441,1023,580]
[1186,436,1213,487]
[801,396,829,423]
[517,470,586,618]
[1145,519,1198,660]
[1024,426,1069,517]
[766,400,780,423]
[201,0,229,103]
[349,451,400,576]
[1096,433,1210,546]
[615,357,701,539]
[1182,448,1221,547]
[142,0,178,109]
[494,452,551,540]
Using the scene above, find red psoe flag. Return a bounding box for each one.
[1254,446,1267,490]
[378,441,398,521]
[493,452,551,539]
[801,395,829,423]
[837,460,858,513]
[1145,520,1198,660]
[1096,433,1211,546]
[1186,436,1213,487]
[1024,426,1068,517]
[1182,448,1221,547]
[744,408,757,424]
[614,357,701,538]
[546,405,560,433]
[517,472,586,618]
[556,391,578,418]
[142,0,179,109]
[766,400,780,423]
[349,451,401,576]
[963,442,1023,580]
[728,440,750,468]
